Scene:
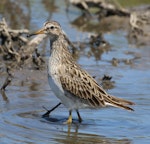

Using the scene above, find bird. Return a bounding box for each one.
[28,21,134,124]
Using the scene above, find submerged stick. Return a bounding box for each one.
[1,67,13,91]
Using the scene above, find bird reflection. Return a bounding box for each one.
[54,123,132,144]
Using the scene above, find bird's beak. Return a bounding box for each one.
[27,28,45,37]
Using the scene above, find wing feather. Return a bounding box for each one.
[60,64,106,107]
[59,63,134,111]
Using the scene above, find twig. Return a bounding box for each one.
[1,67,13,91]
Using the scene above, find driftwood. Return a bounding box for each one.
[0,18,46,90]
[128,9,150,45]
[69,0,130,18]
[0,18,28,61]
[69,1,150,46]
[0,18,46,66]
[1,67,13,91]
[0,19,46,63]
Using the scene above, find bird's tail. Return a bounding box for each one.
[105,94,135,111]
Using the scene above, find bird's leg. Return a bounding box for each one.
[64,110,72,124]
[76,110,82,123]
[42,102,61,117]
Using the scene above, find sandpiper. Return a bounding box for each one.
[28,21,134,124]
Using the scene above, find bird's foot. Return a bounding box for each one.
[42,102,61,118]
[42,106,51,117]
[78,117,82,123]
[64,115,72,124]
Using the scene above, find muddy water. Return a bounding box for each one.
[0,0,150,144]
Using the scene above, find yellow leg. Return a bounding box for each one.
[64,110,72,124]
[76,110,82,123]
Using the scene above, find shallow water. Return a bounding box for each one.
[0,0,150,144]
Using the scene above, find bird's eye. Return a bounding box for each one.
[50,26,54,29]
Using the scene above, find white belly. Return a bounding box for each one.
[48,74,89,110]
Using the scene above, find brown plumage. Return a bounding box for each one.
[59,63,134,111]
[29,21,134,124]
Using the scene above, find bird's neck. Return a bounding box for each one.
[49,35,74,63]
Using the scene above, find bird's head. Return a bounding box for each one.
[28,21,63,39]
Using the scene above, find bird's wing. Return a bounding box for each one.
[59,64,107,107]
[59,64,134,111]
